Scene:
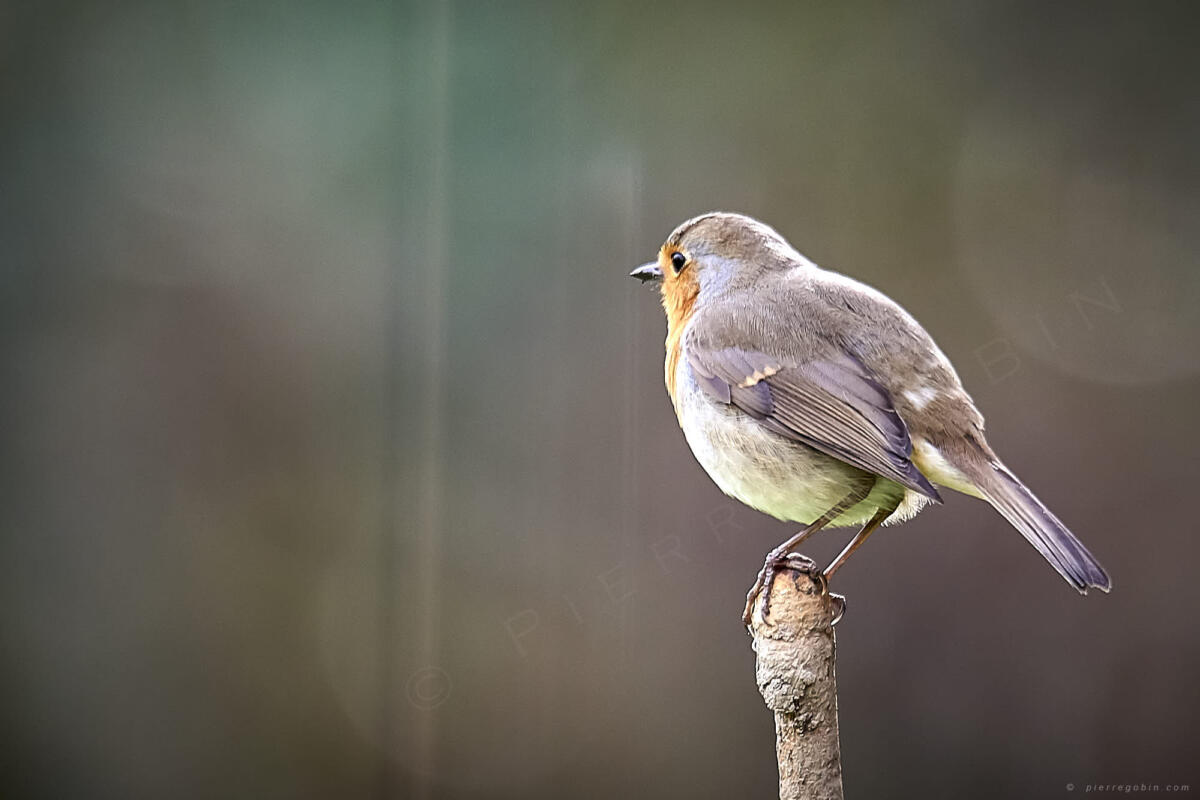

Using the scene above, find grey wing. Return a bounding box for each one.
[687,341,942,502]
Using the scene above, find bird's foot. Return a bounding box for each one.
[742,552,820,627]
[828,590,847,626]
[742,553,849,628]
[809,567,848,625]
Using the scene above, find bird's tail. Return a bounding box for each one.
[971,460,1111,593]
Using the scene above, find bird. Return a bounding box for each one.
[629,212,1111,625]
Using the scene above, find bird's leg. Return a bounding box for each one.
[821,504,896,583]
[743,478,875,626]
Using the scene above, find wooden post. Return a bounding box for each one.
[749,555,845,800]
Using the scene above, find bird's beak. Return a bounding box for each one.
[629,262,663,283]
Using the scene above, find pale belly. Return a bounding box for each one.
[672,363,929,527]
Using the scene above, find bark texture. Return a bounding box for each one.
[749,555,844,800]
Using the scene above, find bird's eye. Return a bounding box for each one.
[670,252,687,273]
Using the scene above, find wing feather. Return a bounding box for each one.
[686,342,941,501]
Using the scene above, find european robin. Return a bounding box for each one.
[630,212,1111,624]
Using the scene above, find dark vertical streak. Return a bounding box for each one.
[619,153,643,668]
[378,2,451,799]
[410,1,451,797]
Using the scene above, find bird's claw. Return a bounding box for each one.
[742,552,818,628]
[743,554,849,628]
[828,591,847,626]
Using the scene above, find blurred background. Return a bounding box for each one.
[3,1,1199,798]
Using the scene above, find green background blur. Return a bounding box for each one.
[3,1,1199,798]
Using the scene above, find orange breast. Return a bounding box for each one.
[662,268,700,408]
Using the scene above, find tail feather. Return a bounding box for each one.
[976,463,1111,593]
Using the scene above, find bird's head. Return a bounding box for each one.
[630,212,809,325]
